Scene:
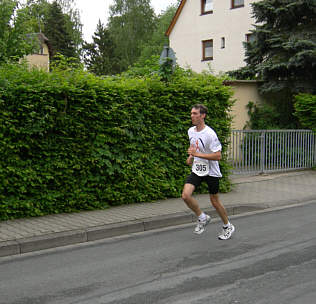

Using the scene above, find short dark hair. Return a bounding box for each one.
[192,104,208,115]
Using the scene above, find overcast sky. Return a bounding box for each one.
[75,0,178,42]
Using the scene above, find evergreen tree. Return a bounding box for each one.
[230,0,316,95]
[43,0,77,60]
[56,0,83,57]
[23,0,83,57]
[83,20,121,75]
[107,0,156,71]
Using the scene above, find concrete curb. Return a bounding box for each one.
[0,204,266,258]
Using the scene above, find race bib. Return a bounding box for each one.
[192,159,209,176]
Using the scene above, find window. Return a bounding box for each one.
[246,33,255,43]
[221,37,225,49]
[231,0,244,9]
[202,40,213,61]
[201,0,213,15]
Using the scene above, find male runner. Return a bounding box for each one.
[182,104,235,240]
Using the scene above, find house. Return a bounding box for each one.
[166,1,265,130]
[166,0,261,74]
[24,33,50,72]
[223,80,265,130]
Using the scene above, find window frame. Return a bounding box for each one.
[221,37,225,49]
[231,0,244,9]
[246,33,255,43]
[202,39,213,61]
[201,0,213,15]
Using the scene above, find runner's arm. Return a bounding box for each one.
[193,151,221,161]
[187,146,221,161]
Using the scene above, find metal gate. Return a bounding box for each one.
[228,130,316,174]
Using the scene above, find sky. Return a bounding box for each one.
[75,0,179,42]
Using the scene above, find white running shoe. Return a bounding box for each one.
[218,224,235,240]
[194,215,211,234]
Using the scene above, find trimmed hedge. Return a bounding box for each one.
[0,63,233,220]
[294,93,316,131]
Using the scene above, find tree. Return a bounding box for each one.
[107,0,156,72]
[21,0,50,33]
[230,0,316,95]
[0,0,36,63]
[43,0,77,61]
[55,0,83,57]
[24,0,83,57]
[137,4,177,64]
[82,20,121,75]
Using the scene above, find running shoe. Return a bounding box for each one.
[194,215,211,234]
[218,224,235,240]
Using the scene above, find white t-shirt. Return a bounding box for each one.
[188,125,222,177]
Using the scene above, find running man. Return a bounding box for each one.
[182,104,235,240]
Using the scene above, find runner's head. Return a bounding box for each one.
[192,104,208,116]
[191,104,207,126]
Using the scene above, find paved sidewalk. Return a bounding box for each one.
[1,170,316,257]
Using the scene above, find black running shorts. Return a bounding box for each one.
[185,172,220,194]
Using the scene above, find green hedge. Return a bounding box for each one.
[0,63,233,220]
[294,93,316,131]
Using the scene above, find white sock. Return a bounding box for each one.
[198,213,207,221]
[223,222,231,228]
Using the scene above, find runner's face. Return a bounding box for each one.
[191,108,205,126]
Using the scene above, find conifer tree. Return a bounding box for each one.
[231,0,316,95]
[43,0,77,60]
[23,0,83,58]
[83,20,121,75]
[56,0,83,57]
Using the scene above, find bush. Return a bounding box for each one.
[245,101,281,130]
[0,62,233,220]
[294,94,316,131]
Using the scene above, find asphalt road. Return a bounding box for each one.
[1,202,316,304]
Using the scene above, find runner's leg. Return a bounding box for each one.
[182,183,202,217]
[210,193,229,225]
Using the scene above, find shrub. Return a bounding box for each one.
[0,62,233,220]
[245,101,281,130]
[294,94,316,131]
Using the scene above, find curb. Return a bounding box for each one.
[0,204,265,258]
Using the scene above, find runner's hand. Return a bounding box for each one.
[188,145,196,156]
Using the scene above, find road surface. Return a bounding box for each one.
[1,202,315,304]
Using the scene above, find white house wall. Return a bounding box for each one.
[169,0,261,74]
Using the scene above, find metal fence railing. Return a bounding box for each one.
[228,130,316,174]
